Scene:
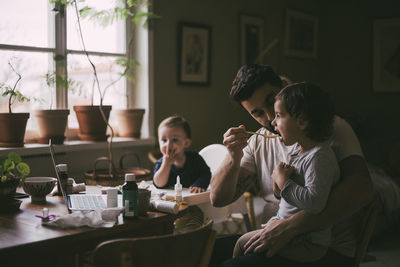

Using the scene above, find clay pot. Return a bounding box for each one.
[0,113,29,147]
[73,105,112,141]
[33,109,69,144]
[115,109,145,138]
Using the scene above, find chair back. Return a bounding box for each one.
[198,144,252,233]
[199,144,228,175]
[93,220,216,267]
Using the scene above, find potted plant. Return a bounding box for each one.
[0,152,30,197]
[51,0,156,183]
[0,62,31,147]
[32,57,82,144]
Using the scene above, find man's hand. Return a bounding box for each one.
[243,218,295,257]
[222,125,248,161]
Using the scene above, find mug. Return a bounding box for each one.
[138,189,151,216]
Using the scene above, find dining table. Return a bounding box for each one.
[0,186,175,267]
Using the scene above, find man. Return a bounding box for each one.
[210,64,374,266]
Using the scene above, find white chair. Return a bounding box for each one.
[199,144,252,235]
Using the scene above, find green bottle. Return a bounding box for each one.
[122,173,138,218]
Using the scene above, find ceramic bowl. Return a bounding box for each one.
[23,177,57,204]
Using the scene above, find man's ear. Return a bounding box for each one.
[184,138,192,148]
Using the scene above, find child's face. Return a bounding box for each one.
[271,99,303,146]
[158,126,191,157]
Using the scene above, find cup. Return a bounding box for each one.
[138,189,151,216]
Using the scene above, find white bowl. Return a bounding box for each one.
[23,177,57,204]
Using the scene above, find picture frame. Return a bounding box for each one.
[240,14,264,65]
[284,9,318,59]
[373,17,400,94]
[178,22,211,85]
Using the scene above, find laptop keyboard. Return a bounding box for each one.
[70,195,107,210]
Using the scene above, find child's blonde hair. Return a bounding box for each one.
[158,115,192,138]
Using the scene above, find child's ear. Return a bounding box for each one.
[184,138,192,148]
[297,115,308,131]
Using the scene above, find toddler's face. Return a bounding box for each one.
[271,99,302,146]
[158,126,190,156]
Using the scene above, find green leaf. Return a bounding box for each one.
[4,159,15,172]
[16,162,30,177]
[8,152,22,163]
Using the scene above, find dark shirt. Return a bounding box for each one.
[153,150,211,189]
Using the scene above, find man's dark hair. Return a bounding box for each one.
[158,115,192,139]
[230,64,283,103]
[275,82,335,142]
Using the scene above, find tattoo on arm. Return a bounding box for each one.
[233,174,257,200]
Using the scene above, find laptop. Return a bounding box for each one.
[49,141,106,211]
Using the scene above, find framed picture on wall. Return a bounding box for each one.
[240,14,264,65]
[284,9,318,58]
[178,22,211,85]
[373,17,400,93]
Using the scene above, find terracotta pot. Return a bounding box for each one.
[73,105,112,141]
[0,113,29,147]
[115,109,145,138]
[33,109,70,144]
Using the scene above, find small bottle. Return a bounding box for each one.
[56,164,68,196]
[175,175,183,202]
[122,173,138,218]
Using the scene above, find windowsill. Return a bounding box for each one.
[0,137,156,157]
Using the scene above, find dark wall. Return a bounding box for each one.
[152,0,400,166]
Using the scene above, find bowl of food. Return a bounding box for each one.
[22,177,57,204]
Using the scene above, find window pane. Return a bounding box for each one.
[0,50,54,131]
[67,0,126,53]
[0,0,54,48]
[67,54,126,128]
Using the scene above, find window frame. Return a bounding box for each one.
[0,1,153,145]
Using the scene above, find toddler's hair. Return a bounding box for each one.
[275,82,335,142]
[158,115,192,139]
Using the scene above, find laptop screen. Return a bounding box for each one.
[49,142,69,204]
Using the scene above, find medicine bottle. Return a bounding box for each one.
[122,173,138,218]
[174,175,183,202]
[56,164,68,195]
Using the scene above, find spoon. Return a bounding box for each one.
[246,131,279,139]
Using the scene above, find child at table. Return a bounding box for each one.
[233,82,340,262]
[153,115,211,193]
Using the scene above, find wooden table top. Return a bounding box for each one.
[0,187,175,266]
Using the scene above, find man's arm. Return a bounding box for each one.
[211,161,255,207]
[244,155,374,256]
[210,125,254,207]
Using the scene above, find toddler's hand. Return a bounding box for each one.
[273,182,281,198]
[189,186,205,193]
[164,149,177,164]
[272,162,294,190]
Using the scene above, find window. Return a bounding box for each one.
[0,0,150,141]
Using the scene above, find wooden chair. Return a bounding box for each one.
[93,220,216,267]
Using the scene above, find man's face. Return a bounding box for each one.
[241,84,281,131]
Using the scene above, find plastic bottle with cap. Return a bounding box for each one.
[122,173,138,218]
[175,175,183,202]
